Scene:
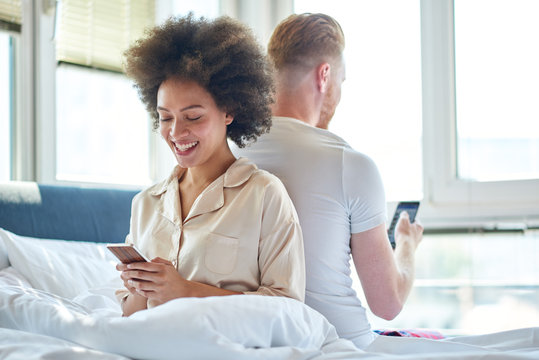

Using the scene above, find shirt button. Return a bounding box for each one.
[172,259,177,267]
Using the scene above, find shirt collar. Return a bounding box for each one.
[149,157,258,224]
[151,157,257,196]
[223,157,258,187]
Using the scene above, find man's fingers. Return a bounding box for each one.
[399,210,409,219]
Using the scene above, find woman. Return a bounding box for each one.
[115,15,305,316]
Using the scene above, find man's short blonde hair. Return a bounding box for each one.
[268,13,345,71]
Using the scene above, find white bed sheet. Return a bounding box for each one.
[1,229,538,360]
[0,328,130,360]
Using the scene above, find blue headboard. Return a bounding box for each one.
[0,182,139,243]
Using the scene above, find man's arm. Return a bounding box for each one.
[350,212,423,320]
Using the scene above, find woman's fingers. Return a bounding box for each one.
[150,257,174,265]
[120,258,184,301]
[128,278,157,295]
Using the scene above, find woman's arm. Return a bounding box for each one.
[243,179,306,302]
[120,291,148,317]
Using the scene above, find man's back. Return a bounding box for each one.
[233,116,387,348]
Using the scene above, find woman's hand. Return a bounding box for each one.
[117,261,143,295]
[116,261,150,316]
[120,257,192,306]
[120,257,242,308]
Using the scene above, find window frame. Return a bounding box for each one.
[31,0,160,189]
[10,0,34,182]
[34,0,56,184]
[420,0,539,229]
[13,0,539,227]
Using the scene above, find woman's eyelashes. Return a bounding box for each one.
[158,114,202,122]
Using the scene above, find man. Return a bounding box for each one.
[232,13,423,349]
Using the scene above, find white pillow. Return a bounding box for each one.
[0,229,9,270]
[0,229,122,299]
[0,266,32,287]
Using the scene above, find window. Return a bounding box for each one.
[422,0,539,225]
[454,0,539,183]
[55,64,150,185]
[49,0,155,186]
[0,32,11,181]
[294,0,423,203]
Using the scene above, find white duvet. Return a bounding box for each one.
[1,228,539,360]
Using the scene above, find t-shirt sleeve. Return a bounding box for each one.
[342,149,387,234]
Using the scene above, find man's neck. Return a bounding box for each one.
[271,105,317,127]
[272,84,321,128]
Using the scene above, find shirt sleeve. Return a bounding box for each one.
[243,177,306,302]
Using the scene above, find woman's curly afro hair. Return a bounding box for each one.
[123,14,274,148]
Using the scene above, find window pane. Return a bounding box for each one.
[455,0,539,182]
[294,0,423,202]
[0,32,11,181]
[56,64,150,186]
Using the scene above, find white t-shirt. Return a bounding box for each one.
[232,116,387,349]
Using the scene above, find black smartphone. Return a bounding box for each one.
[387,201,420,249]
[107,244,150,264]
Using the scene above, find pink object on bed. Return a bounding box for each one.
[375,328,445,339]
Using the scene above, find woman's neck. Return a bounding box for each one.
[181,148,236,189]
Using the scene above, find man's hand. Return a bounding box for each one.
[394,211,423,250]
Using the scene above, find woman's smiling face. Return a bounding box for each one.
[157,78,233,170]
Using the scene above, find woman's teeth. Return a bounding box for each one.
[176,141,198,152]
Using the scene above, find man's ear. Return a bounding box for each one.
[316,62,331,93]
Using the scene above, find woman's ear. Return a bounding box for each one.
[225,113,234,125]
[316,62,331,93]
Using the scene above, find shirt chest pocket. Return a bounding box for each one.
[204,233,239,275]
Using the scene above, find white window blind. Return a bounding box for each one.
[0,0,21,32]
[56,0,155,72]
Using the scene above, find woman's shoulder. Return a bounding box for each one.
[229,157,288,196]
[249,167,293,204]
[238,158,285,188]
[252,167,283,186]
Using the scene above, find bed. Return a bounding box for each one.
[1,181,538,360]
